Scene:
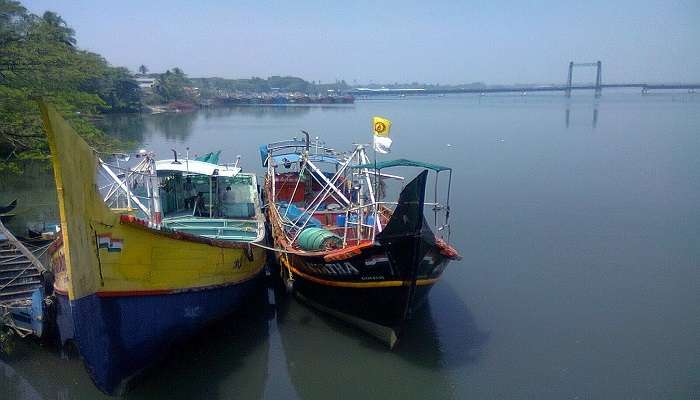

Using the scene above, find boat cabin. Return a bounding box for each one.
[98,154,264,242]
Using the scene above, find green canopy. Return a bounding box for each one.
[195,150,222,164]
[353,158,451,172]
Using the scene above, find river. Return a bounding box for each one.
[1,92,699,399]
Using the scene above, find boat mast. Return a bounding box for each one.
[148,153,162,223]
[288,149,357,244]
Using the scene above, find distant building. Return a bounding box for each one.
[134,77,157,90]
[183,86,200,97]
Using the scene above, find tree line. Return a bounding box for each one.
[190,76,349,98]
[0,0,144,171]
[0,0,348,172]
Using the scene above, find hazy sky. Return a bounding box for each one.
[24,0,700,84]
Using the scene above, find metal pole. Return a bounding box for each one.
[446,170,452,242]
[566,61,574,98]
[595,61,602,98]
[434,171,439,226]
[98,159,151,217]
[150,155,162,224]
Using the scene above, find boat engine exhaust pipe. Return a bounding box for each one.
[171,149,181,164]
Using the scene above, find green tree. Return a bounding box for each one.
[138,64,148,75]
[153,67,191,103]
[82,66,142,112]
[0,0,135,172]
[0,0,29,45]
[41,10,76,46]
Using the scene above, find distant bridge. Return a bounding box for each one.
[348,61,700,97]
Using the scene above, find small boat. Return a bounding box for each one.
[261,133,460,347]
[0,218,47,339]
[0,199,17,215]
[0,213,15,223]
[38,101,267,394]
[0,199,17,222]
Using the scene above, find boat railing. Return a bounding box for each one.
[341,200,451,246]
[375,201,451,239]
[341,202,380,246]
[374,201,441,207]
[266,139,337,154]
[96,153,161,221]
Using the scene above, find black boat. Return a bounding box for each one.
[0,199,17,222]
[262,136,461,346]
[0,199,17,214]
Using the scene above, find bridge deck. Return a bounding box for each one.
[349,83,700,96]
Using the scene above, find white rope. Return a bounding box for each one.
[249,241,300,254]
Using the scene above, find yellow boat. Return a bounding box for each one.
[39,101,266,395]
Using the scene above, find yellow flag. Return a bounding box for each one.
[372,116,391,137]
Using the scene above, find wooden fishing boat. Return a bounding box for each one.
[0,199,17,215]
[261,134,460,347]
[0,200,17,223]
[38,102,266,394]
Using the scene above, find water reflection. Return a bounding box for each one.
[146,112,198,142]
[130,284,271,399]
[0,282,271,399]
[201,105,321,120]
[100,105,355,146]
[0,359,45,400]
[96,114,147,145]
[274,280,487,400]
[0,162,58,234]
[395,283,489,370]
[565,105,599,128]
[0,338,109,399]
[99,111,196,143]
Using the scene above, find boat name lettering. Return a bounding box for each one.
[309,261,359,275]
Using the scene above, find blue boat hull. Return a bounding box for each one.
[55,276,262,394]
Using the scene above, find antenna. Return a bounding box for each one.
[301,130,310,152]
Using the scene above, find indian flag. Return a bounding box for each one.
[108,239,123,252]
[97,233,112,249]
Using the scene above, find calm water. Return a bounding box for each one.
[1,93,699,399]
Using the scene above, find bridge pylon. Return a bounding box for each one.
[566,61,603,98]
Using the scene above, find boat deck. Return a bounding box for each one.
[162,217,261,241]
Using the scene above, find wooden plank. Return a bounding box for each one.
[0,288,36,298]
[0,280,42,289]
